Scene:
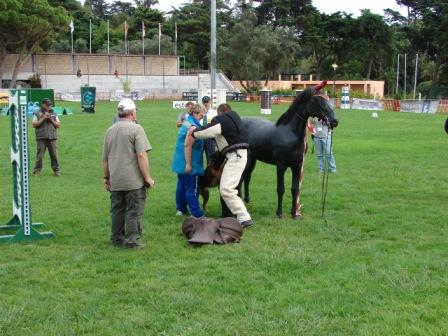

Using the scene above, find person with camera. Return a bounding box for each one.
[32,98,61,176]
[102,98,155,249]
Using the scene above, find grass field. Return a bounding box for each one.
[0,100,447,335]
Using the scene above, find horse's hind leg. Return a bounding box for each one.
[291,168,302,219]
[276,163,288,218]
[201,187,210,211]
[243,159,256,203]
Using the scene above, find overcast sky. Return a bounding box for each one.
[153,0,407,17]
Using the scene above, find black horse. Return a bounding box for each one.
[242,82,339,219]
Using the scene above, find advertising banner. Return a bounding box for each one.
[81,87,96,113]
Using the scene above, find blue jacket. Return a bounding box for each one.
[172,115,204,175]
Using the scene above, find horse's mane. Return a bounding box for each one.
[275,88,313,126]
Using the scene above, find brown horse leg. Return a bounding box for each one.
[201,187,210,211]
[276,163,287,218]
[291,168,302,219]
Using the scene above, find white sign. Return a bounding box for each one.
[172,101,195,109]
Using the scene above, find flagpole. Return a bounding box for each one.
[70,20,74,54]
[107,20,110,55]
[89,19,92,54]
[142,21,145,56]
[158,23,161,56]
[124,21,128,55]
[174,22,177,56]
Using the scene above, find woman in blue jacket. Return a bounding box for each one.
[172,104,205,217]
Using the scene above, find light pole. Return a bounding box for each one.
[396,54,401,95]
[331,63,338,96]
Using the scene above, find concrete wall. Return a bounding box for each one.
[3,53,179,79]
[43,73,235,94]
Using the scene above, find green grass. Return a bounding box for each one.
[0,100,447,335]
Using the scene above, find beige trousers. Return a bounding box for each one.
[220,149,251,223]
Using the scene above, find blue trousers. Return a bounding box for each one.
[176,174,204,218]
[314,136,336,172]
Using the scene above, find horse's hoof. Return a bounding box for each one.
[244,198,250,203]
[292,214,302,220]
[276,213,283,219]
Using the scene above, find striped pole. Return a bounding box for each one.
[341,86,350,109]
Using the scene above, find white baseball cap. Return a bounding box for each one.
[117,98,136,112]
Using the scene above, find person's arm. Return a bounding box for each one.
[184,134,195,174]
[137,151,155,188]
[32,114,48,128]
[190,118,222,139]
[50,115,61,128]
[102,160,110,191]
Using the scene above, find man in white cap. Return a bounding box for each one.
[102,98,155,248]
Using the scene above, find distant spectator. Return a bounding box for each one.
[201,96,218,161]
[114,70,119,79]
[308,117,336,173]
[176,101,194,127]
[76,69,82,78]
[32,98,61,176]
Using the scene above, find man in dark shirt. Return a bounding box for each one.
[188,103,253,228]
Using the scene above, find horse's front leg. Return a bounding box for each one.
[243,159,256,203]
[276,163,287,218]
[291,168,302,219]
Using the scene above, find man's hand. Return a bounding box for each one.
[187,126,196,136]
[144,177,155,189]
[185,163,192,174]
[104,178,111,192]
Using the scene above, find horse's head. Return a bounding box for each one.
[307,81,338,128]
[276,81,339,129]
[297,81,339,129]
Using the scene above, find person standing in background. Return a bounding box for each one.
[176,101,194,127]
[309,117,337,173]
[201,96,218,161]
[32,98,61,176]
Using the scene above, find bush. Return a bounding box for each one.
[272,88,295,95]
[27,74,42,88]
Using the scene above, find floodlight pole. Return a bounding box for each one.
[403,53,407,99]
[413,53,419,100]
[331,63,338,96]
[396,54,400,95]
[210,0,216,108]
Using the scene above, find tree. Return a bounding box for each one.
[108,1,135,16]
[134,0,159,7]
[0,0,70,87]
[219,9,298,93]
[171,0,231,69]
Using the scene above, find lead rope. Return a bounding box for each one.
[320,131,333,226]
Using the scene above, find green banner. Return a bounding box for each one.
[81,87,96,113]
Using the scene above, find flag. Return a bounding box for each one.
[124,21,128,36]
[69,19,74,33]
[142,21,145,37]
